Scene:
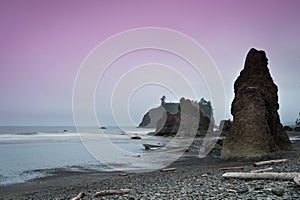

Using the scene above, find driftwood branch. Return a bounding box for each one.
[70,192,85,200]
[223,172,300,180]
[250,167,273,173]
[160,168,176,172]
[253,159,289,167]
[219,166,249,171]
[94,189,131,197]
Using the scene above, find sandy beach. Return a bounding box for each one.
[1,133,300,200]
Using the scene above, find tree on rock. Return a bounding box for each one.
[160,95,166,105]
[221,48,292,160]
[296,112,300,125]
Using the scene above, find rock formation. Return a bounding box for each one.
[138,107,166,128]
[154,98,213,137]
[219,119,232,137]
[221,48,292,160]
[139,97,214,129]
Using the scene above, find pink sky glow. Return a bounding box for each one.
[0,0,300,125]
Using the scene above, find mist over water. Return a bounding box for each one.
[0,126,160,185]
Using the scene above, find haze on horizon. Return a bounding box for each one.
[0,0,299,126]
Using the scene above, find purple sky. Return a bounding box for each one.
[0,0,299,126]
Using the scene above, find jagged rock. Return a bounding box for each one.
[154,98,213,137]
[219,119,232,137]
[138,98,214,128]
[138,107,165,128]
[155,111,180,136]
[221,48,292,160]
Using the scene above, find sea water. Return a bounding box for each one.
[0,126,162,185]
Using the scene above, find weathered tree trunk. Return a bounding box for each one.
[250,167,273,173]
[222,172,300,180]
[94,189,130,197]
[219,166,249,171]
[70,192,85,200]
[253,159,289,166]
[160,167,176,172]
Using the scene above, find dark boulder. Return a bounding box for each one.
[294,126,300,132]
[221,48,292,160]
[283,126,293,132]
[131,136,142,139]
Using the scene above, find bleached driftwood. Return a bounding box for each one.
[119,173,128,176]
[223,172,300,180]
[294,175,300,187]
[250,167,273,173]
[253,159,289,166]
[94,189,131,197]
[160,167,176,172]
[70,192,85,200]
[219,166,249,171]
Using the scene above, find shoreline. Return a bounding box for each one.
[1,136,300,199]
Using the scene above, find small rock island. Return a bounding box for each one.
[139,97,215,137]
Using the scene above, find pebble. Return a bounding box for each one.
[272,187,284,196]
[4,140,300,200]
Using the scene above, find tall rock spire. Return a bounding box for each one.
[221,48,292,160]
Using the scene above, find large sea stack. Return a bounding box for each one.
[221,48,292,160]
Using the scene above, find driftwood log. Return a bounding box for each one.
[70,192,85,200]
[94,189,131,197]
[219,166,248,171]
[160,168,176,172]
[250,167,273,173]
[253,159,289,166]
[222,172,300,180]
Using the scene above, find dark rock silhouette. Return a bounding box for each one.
[154,98,213,137]
[221,48,292,160]
[283,126,293,132]
[138,97,214,129]
[294,126,300,132]
[219,119,232,137]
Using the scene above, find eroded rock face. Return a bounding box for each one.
[138,107,165,128]
[221,48,292,160]
[154,98,213,137]
[219,119,232,137]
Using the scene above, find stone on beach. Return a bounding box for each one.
[221,48,292,160]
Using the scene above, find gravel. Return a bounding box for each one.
[1,140,300,200]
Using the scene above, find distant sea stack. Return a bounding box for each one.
[138,97,214,130]
[154,98,213,137]
[138,103,178,128]
[221,48,292,160]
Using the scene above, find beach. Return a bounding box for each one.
[1,133,300,199]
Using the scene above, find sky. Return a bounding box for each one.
[0,0,299,126]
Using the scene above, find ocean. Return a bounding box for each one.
[0,126,173,185]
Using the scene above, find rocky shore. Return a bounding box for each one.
[1,134,300,199]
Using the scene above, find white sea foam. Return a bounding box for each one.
[0,126,162,185]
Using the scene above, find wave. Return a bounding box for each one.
[0,132,80,144]
[15,132,39,135]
